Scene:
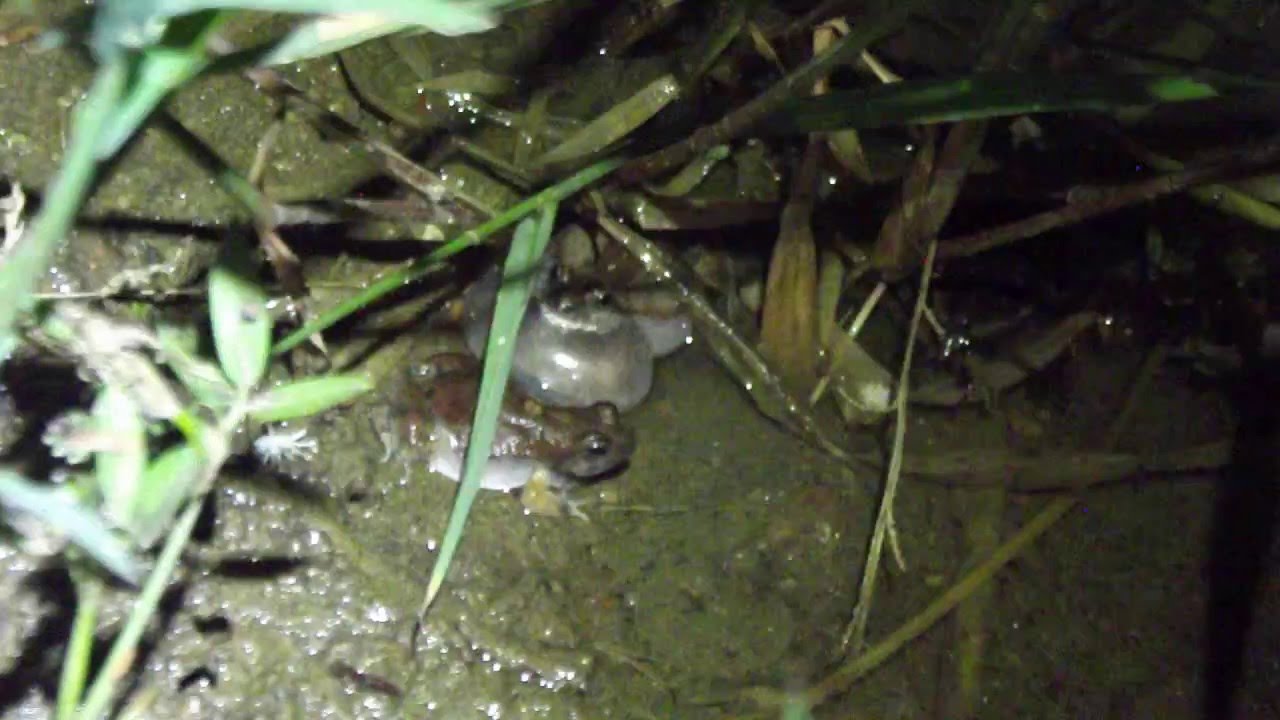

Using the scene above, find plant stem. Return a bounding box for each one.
[56,574,101,720]
[75,500,202,720]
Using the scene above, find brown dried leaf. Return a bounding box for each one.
[759,199,818,396]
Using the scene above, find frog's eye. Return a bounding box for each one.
[581,432,612,457]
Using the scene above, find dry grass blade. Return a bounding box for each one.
[842,238,937,652]
[759,141,821,395]
[619,1,920,182]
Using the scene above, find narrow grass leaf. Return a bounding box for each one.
[129,444,202,547]
[248,374,374,423]
[208,239,272,390]
[255,15,409,66]
[56,575,100,720]
[92,386,147,530]
[95,11,228,159]
[418,201,558,618]
[75,500,203,720]
[113,0,506,39]
[535,73,680,169]
[0,470,143,584]
[764,72,1274,134]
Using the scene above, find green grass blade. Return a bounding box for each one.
[254,15,410,66]
[0,59,127,364]
[95,10,229,159]
[781,697,814,720]
[75,499,203,720]
[535,73,680,168]
[0,470,144,584]
[56,576,101,720]
[416,201,558,621]
[272,157,621,355]
[112,0,507,38]
[763,71,1274,134]
[129,444,202,547]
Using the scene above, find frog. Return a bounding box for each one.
[400,352,636,492]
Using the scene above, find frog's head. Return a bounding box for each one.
[551,402,636,479]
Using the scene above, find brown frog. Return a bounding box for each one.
[402,353,636,490]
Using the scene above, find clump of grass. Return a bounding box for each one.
[0,2,543,716]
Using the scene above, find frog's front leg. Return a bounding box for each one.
[518,468,591,522]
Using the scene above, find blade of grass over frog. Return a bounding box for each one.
[75,500,203,720]
[0,470,143,584]
[781,697,815,720]
[763,72,1269,134]
[272,157,621,355]
[0,59,126,364]
[415,202,558,624]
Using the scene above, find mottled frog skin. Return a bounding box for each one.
[405,353,636,488]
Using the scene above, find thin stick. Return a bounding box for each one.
[75,500,203,720]
[842,239,938,651]
[809,280,885,406]
[940,136,1280,259]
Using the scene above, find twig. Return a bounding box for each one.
[881,438,1231,491]
[940,136,1280,259]
[1094,123,1280,230]
[842,239,938,652]
[809,280,885,406]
